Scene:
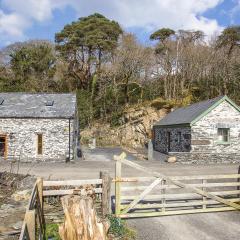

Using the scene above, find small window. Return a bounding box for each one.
[37,134,43,155]
[177,132,181,143]
[217,128,229,142]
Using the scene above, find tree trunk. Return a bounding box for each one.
[59,195,109,240]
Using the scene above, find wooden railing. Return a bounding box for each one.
[19,172,111,240]
[114,153,240,218]
[42,171,111,217]
[19,178,45,240]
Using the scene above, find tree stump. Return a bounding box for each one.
[59,195,109,240]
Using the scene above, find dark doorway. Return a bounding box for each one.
[0,136,6,158]
[167,132,171,152]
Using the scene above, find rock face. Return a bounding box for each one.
[81,106,167,148]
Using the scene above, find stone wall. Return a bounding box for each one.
[153,126,191,153]
[0,118,77,162]
[169,152,240,164]
[191,101,240,154]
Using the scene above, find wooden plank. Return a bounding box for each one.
[27,183,37,210]
[120,198,240,209]
[19,222,27,240]
[36,178,43,209]
[121,190,240,200]
[25,210,36,240]
[115,174,240,183]
[100,171,111,217]
[122,178,162,214]
[161,179,166,212]
[43,179,102,187]
[43,188,102,196]
[114,155,240,210]
[202,179,207,209]
[238,165,240,198]
[118,206,236,218]
[121,182,240,191]
[115,153,123,215]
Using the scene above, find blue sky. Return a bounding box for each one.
[0,0,240,48]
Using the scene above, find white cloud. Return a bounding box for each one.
[0,10,30,45]
[0,0,224,46]
[229,0,240,24]
[75,0,224,35]
[0,10,27,36]
[2,0,53,22]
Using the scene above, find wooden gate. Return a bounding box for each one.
[114,153,240,218]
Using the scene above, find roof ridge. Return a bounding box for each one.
[154,95,227,126]
[174,95,224,112]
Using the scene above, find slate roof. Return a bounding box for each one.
[154,96,225,126]
[0,93,76,118]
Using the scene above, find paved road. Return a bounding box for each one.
[1,147,240,240]
[128,211,240,240]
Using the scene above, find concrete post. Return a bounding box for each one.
[148,139,153,161]
[92,138,96,149]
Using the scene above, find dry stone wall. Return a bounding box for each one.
[169,152,240,164]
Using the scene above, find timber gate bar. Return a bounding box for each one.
[114,152,240,218]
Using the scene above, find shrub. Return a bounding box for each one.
[108,215,136,239]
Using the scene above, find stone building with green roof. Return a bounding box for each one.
[153,95,240,163]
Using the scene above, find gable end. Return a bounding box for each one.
[190,96,240,126]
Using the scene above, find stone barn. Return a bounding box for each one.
[153,96,240,163]
[0,93,80,162]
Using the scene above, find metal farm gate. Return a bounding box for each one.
[114,153,240,218]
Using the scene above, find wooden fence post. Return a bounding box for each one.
[238,165,240,198]
[100,171,111,218]
[161,179,166,212]
[148,139,153,161]
[36,177,45,238]
[115,157,122,216]
[36,178,43,208]
[25,210,36,240]
[202,179,207,209]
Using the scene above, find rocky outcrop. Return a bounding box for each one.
[81,106,168,148]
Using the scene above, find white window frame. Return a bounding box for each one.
[217,128,230,144]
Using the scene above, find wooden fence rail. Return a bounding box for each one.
[42,171,111,217]
[19,172,111,240]
[114,152,240,218]
[19,178,45,240]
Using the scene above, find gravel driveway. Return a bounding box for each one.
[1,147,239,240]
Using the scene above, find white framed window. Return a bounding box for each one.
[217,128,230,143]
